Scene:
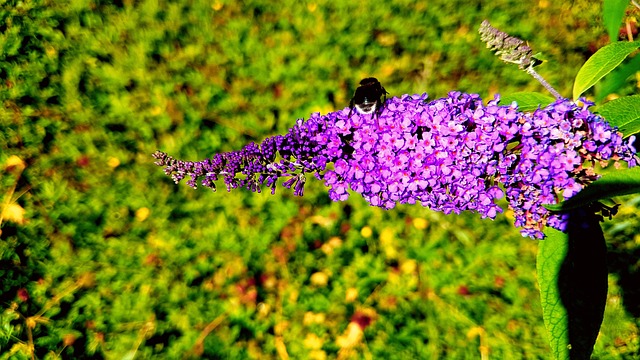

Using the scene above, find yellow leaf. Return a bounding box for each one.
[2,203,26,224]
[303,312,326,325]
[345,288,358,303]
[107,157,121,168]
[310,272,329,287]
[380,228,395,244]
[412,217,428,230]
[257,302,270,317]
[309,215,333,227]
[135,207,150,222]
[212,1,223,11]
[309,350,327,360]
[150,106,163,116]
[5,155,25,171]
[327,236,342,249]
[275,337,289,360]
[380,228,398,259]
[360,226,372,238]
[304,333,324,349]
[336,323,362,348]
[400,259,417,275]
[274,321,289,335]
[466,326,485,339]
[321,236,342,255]
[26,316,38,329]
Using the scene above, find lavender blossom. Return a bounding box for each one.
[153,92,637,239]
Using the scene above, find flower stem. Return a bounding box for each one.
[525,67,563,99]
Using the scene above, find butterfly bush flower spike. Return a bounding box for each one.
[154,92,637,239]
[479,20,562,99]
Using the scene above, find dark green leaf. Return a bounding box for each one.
[573,41,640,99]
[538,209,607,360]
[499,92,556,112]
[595,95,640,137]
[545,167,640,212]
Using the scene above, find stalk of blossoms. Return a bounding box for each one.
[153,92,637,239]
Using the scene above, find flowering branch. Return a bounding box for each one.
[154,92,637,239]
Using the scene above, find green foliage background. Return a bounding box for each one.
[1,0,638,358]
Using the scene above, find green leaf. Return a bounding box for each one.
[573,41,640,100]
[545,167,640,212]
[499,92,556,112]
[595,54,640,102]
[602,0,629,43]
[538,228,571,360]
[538,210,607,360]
[595,95,640,137]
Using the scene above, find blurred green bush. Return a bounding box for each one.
[1,0,638,358]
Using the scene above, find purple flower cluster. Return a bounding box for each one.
[153,92,637,239]
[152,118,326,197]
[322,93,507,218]
[496,98,637,238]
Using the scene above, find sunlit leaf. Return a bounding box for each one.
[1,203,26,225]
[499,92,556,112]
[538,210,607,360]
[4,155,26,171]
[573,41,640,99]
[538,228,570,360]
[595,95,640,138]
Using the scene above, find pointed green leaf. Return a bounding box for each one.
[538,210,607,360]
[595,54,640,102]
[573,41,640,100]
[595,95,640,138]
[603,0,629,43]
[499,92,556,112]
[545,167,640,212]
[538,227,571,360]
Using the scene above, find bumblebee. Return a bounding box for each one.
[348,77,389,118]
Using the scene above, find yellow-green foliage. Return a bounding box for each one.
[1,0,638,359]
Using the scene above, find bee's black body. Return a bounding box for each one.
[349,77,389,118]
